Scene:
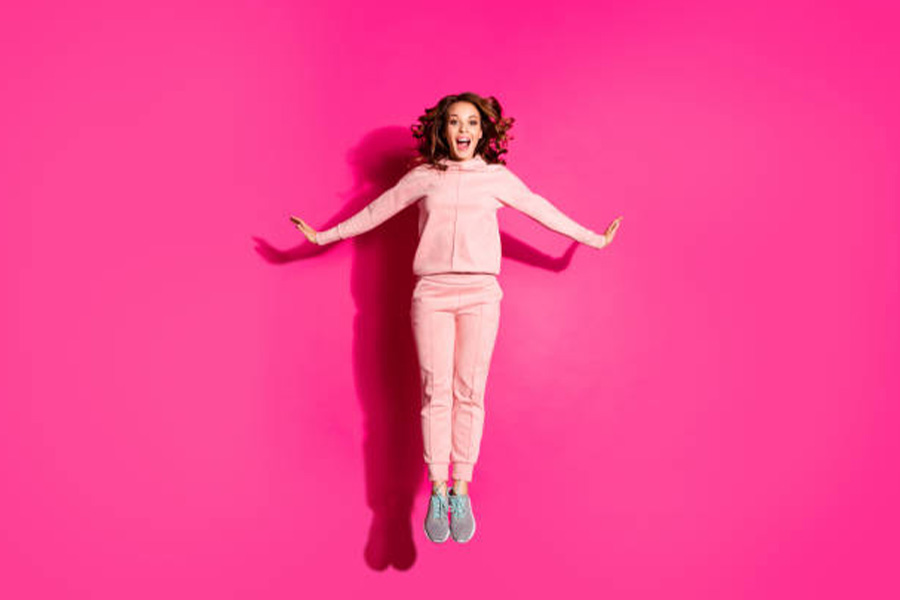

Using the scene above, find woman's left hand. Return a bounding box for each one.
[603,216,623,246]
[590,216,622,249]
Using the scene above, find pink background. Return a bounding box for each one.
[2,0,898,597]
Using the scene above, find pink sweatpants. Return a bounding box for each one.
[410,273,504,483]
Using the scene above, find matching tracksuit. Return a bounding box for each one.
[316,154,606,482]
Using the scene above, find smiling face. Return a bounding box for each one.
[445,101,483,161]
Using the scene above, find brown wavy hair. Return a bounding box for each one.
[408,92,515,171]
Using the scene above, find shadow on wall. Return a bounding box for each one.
[252,126,580,571]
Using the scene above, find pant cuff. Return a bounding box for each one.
[452,462,474,482]
[428,462,449,482]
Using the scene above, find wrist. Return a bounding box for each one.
[315,227,340,245]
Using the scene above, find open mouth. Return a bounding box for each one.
[456,137,471,152]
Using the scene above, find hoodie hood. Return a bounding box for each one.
[438,154,488,172]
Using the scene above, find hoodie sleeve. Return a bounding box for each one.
[316,166,430,245]
[496,166,606,248]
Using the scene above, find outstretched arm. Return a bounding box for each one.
[497,167,606,249]
[315,167,430,245]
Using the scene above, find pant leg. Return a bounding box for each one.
[451,277,503,483]
[411,279,457,482]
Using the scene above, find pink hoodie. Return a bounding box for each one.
[315,154,606,276]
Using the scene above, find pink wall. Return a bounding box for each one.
[2,0,898,597]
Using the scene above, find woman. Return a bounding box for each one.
[292,92,622,544]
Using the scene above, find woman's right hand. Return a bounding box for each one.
[291,215,319,244]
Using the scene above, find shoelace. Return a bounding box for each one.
[429,493,448,520]
[449,494,468,519]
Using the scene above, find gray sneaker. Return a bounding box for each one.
[424,491,450,543]
[448,491,476,543]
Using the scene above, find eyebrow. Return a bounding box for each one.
[449,114,480,118]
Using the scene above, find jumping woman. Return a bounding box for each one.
[291,91,622,544]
